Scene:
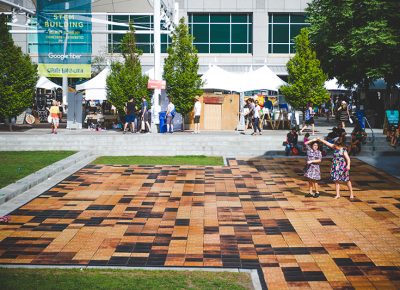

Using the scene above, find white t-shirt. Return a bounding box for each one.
[167,103,175,116]
[253,105,260,118]
[194,101,201,116]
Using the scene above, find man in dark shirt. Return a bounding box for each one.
[140,96,151,133]
[123,97,136,134]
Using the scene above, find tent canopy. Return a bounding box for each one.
[201,66,241,92]
[324,78,348,91]
[240,66,287,92]
[76,67,110,91]
[76,67,110,101]
[36,76,62,90]
[201,65,286,92]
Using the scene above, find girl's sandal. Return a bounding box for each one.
[0,216,10,223]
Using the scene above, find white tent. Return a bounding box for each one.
[36,76,62,90]
[201,66,242,92]
[324,78,347,91]
[239,66,286,92]
[201,65,286,92]
[76,67,110,100]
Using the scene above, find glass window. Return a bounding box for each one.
[231,44,247,53]
[210,14,230,23]
[231,14,248,23]
[231,24,247,43]
[268,13,309,54]
[210,24,230,43]
[189,13,253,54]
[210,44,230,53]
[272,24,289,43]
[192,14,209,23]
[273,15,289,23]
[192,24,209,43]
[194,44,209,53]
[108,14,169,54]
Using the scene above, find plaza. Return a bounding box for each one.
[1,156,400,289]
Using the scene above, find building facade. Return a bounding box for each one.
[6,0,311,79]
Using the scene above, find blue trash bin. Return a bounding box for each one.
[159,111,167,133]
[356,110,365,129]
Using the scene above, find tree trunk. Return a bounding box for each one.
[5,117,13,132]
[182,113,185,131]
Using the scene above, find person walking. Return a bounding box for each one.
[318,135,354,199]
[300,102,315,135]
[338,101,350,129]
[123,97,136,134]
[166,97,175,133]
[303,138,322,198]
[140,96,151,133]
[48,100,60,134]
[193,96,201,134]
[252,100,262,135]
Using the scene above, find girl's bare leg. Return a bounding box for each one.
[347,180,354,199]
[308,181,314,195]
[334,182,340,199]
[314,182,319,193]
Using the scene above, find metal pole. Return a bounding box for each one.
[237,92,245,131]
[151,0,161,133]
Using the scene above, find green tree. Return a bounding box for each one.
[163,17,203,130]
[106,23,149,115]
[0,14,38,131]
[280,28,329,117]
[306,0,400,93]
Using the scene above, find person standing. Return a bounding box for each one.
[318,136,354,199]
[141,96,151,133]
[338,101,350,129]
[193,96,201,134]
[166,97,175,133]
[48,100,60,134]
[252,100,262,135]
[123,97,136,134]
[300,102,315,135]
[303,138,322,198]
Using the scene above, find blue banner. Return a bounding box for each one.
[37,0,92,77]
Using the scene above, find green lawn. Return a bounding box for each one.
[93,155,224,166]
[0,151,76,189]
[0,268,253,290]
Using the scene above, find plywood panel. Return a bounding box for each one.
[204,104,222,130]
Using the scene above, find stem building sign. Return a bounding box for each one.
[37,0,92,77]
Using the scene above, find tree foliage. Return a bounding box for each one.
[106,23,149,114]
[0,14,38,128]
[163,18,203,117]
[280,28,329,112]
[306,0,400,89]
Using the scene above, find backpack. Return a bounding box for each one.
[171,108,176,118]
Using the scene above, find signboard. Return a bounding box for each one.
[147,80,166,90]
[203,96,224,104]
[37,0,92,78]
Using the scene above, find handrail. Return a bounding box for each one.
[363,116,375,152]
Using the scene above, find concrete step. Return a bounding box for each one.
[0,152,95,205]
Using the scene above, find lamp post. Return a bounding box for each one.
[151,0,161,133]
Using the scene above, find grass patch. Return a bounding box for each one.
[0,151,76,189]
[93,155,224,166]
[0,268,253,290]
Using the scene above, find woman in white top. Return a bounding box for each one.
[252,100,262,135]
